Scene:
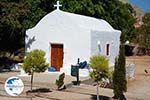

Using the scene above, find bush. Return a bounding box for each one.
[89,55,109,100]
[113,44,127,99]
[56,73,65,90]
[23,49,49,91]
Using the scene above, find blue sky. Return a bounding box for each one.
[129,0,150,12]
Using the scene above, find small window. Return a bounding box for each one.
[97,41,101,53]
[106,44,110,56]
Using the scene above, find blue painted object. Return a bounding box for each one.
[48,66,56,72]
[79,61,87,69]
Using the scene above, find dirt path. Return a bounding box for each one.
[126,56,150,100]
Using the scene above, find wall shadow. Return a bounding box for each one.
[25,35,36,52]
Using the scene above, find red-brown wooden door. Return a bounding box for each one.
[51,44,63,71]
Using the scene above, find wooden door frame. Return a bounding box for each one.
[50,43,64,71]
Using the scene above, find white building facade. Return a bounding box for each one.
[26,7,121,76]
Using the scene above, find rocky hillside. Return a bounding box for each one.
[119,0,145,21]
[132,4,145,21]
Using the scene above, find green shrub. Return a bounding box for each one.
[23,49,49,91]
[56,73,65,90]
[113,44,127,99]
[89,55,109,100]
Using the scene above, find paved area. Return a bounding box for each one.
[0,71,90,100]
[0,56,150,100]
[0,83,113,100]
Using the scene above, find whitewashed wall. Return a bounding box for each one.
[26,9,121,76]
[91,30,121,66]
[26,10,91,69]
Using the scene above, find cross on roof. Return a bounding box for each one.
[54,1,62,10]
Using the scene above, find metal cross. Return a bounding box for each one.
[54,1,62,10]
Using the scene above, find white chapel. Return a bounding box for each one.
[25,1,121,76]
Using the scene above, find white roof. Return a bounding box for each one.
[33,9,120,32]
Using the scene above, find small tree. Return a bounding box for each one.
[23,49,49,91]
[113,44,127,99]
[89,55,109,100]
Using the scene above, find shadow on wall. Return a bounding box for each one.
[25,35,36,52]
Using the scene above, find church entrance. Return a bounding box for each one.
[50,43,63,71]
